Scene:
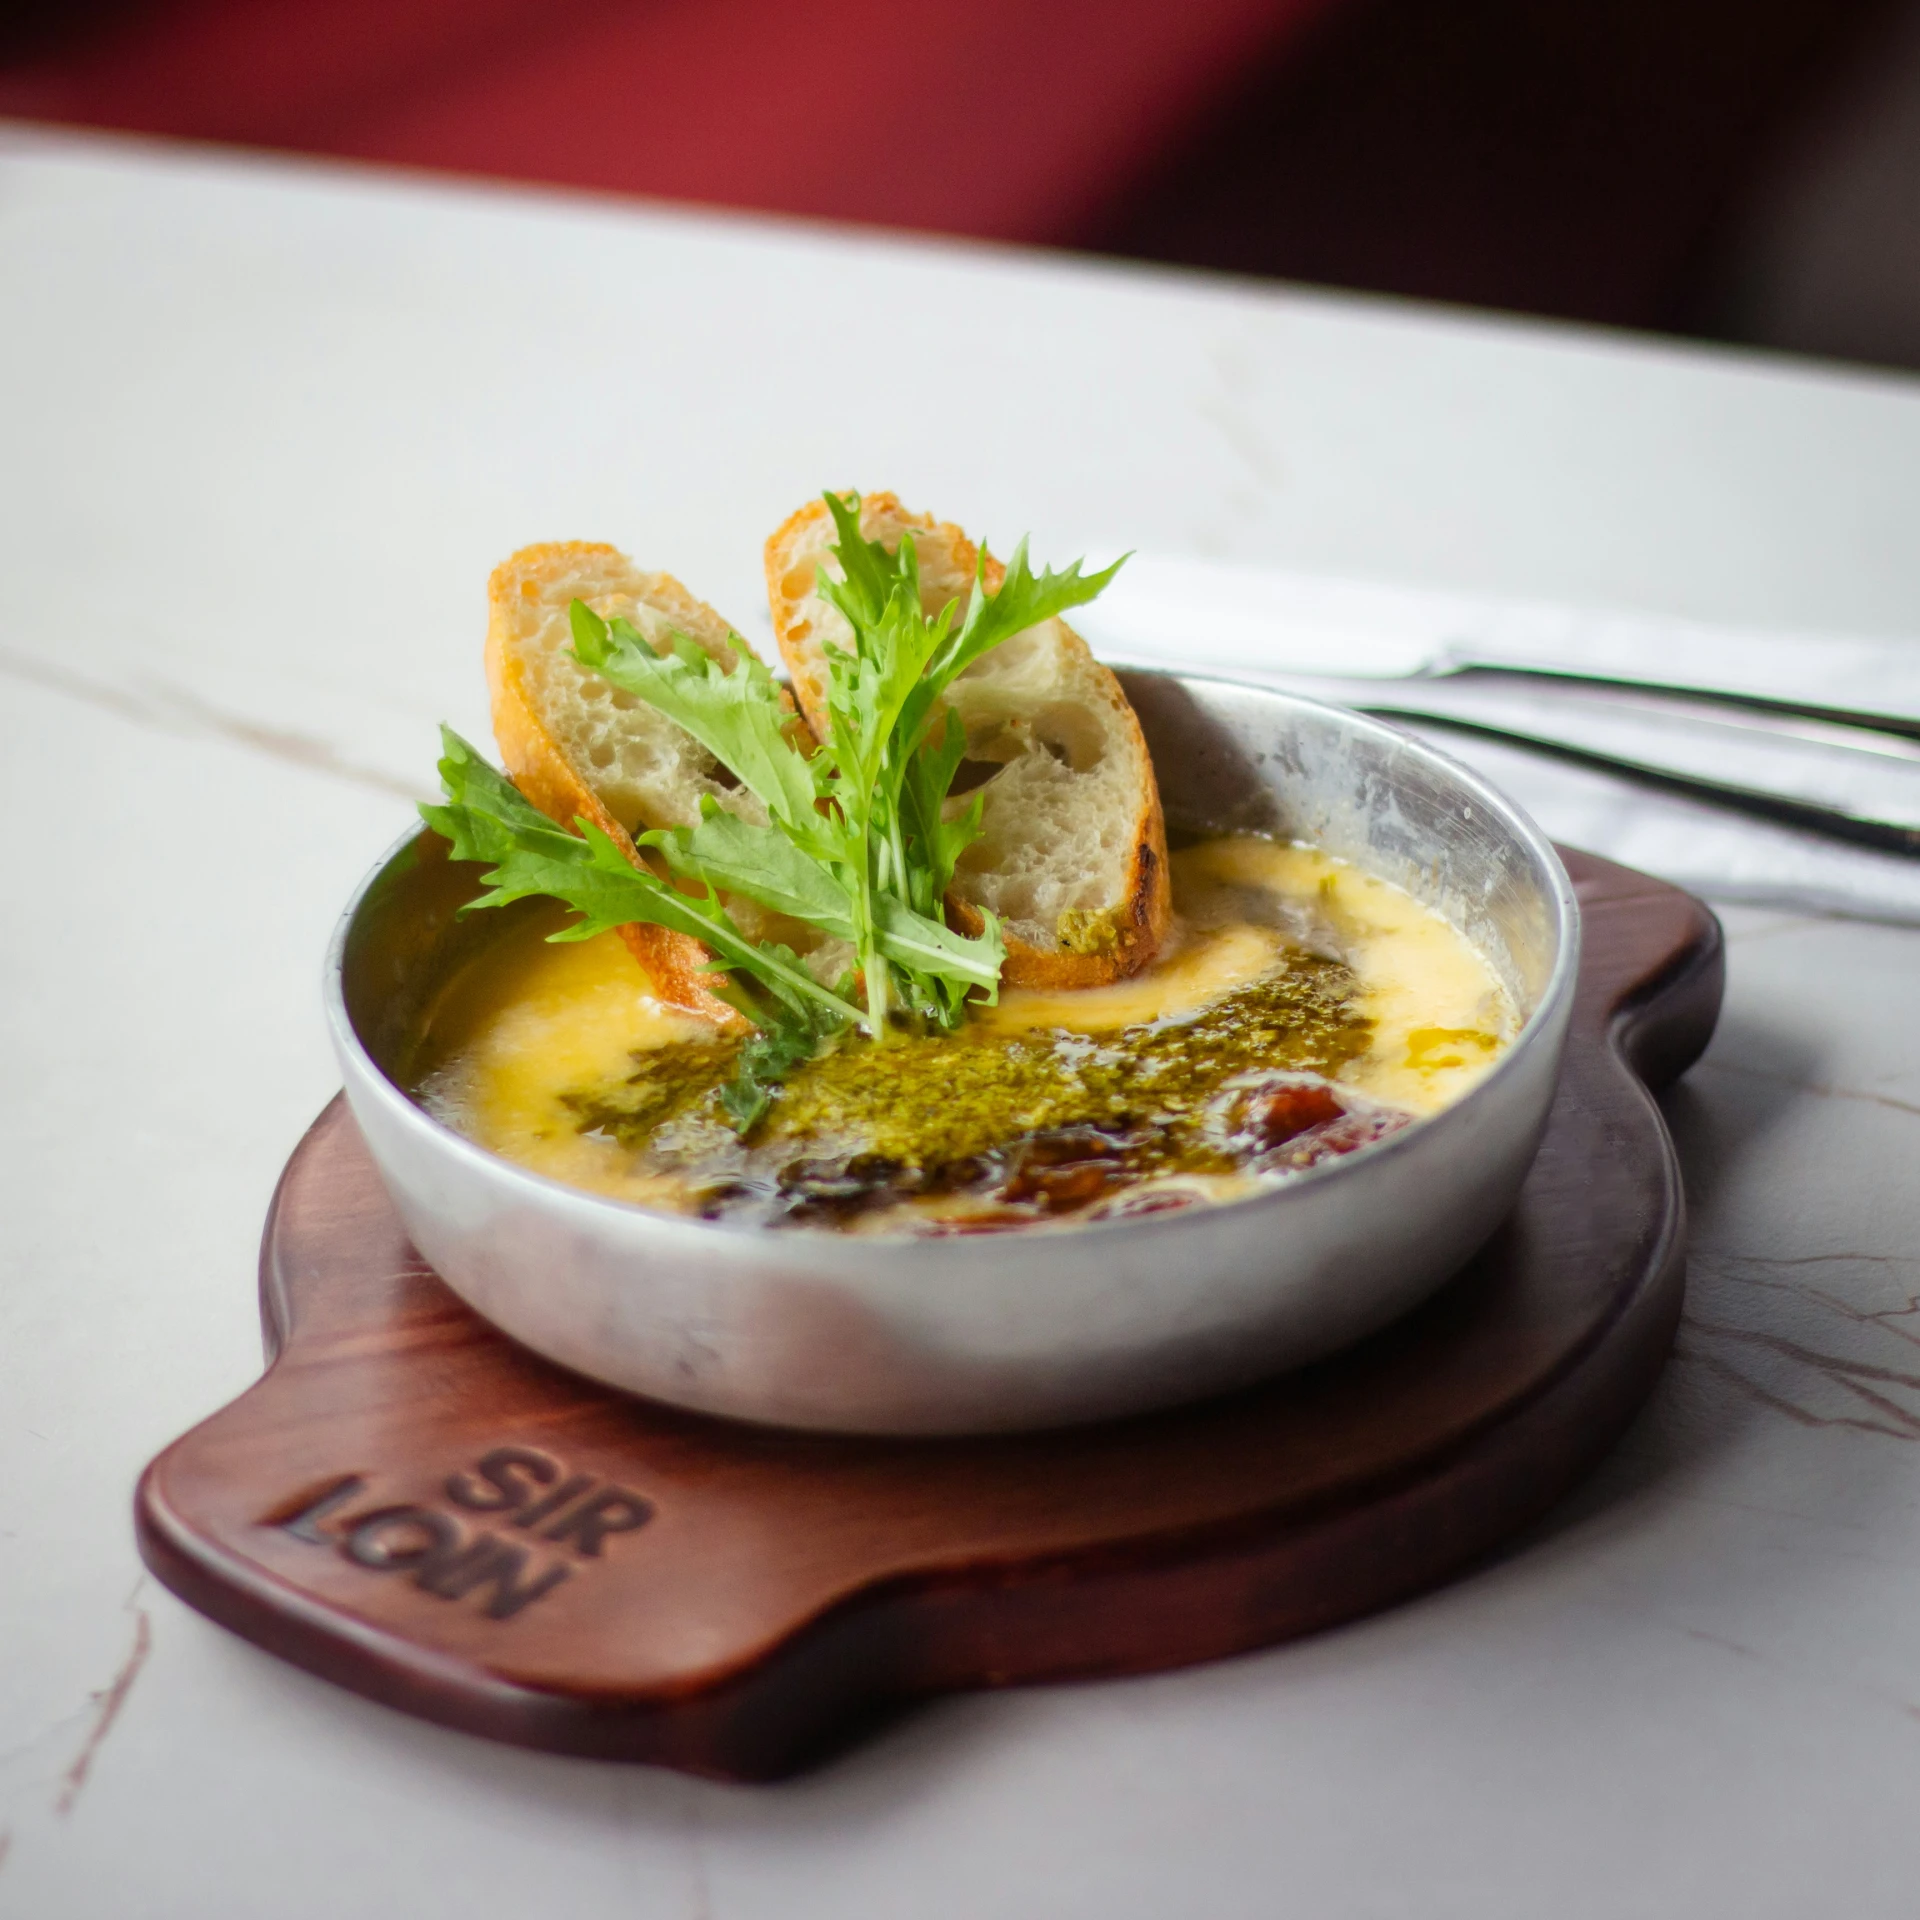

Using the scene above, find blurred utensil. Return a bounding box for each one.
[1083,553,1920,719]
[1395,648,1920,744]
[1079,556,1920,860]
[1115,663,1920,858]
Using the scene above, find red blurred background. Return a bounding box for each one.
[4,0,1917,369]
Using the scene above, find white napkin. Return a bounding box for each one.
[1074,557,1920,927]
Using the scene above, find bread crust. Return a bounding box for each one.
[765,494,1171,990]
[485,543,742,1027]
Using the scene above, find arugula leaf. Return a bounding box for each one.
[643,798,996,996]
[890,539,1129,817]
[422,730,676,938]
[644,800,855,934]
[897,706,979,916]
[568,605,826,845]
[718,996,843,1133]
[423,728,859,1028]
[934,535,1127,689]
[813,594,947,1029]
[876,892,1003,1005]
[818,489,902,629]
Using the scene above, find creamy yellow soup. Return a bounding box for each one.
[413,838,1516,1234]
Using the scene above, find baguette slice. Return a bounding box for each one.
[765,493,1171,990]
[486,542,759,1026]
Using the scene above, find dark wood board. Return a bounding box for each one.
[135,848,1722,1782]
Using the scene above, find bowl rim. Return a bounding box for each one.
[324,670,1582,1257]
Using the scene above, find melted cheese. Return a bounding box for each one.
[417,928,714,1208]
[982,921,1284,1036]
[416,836,1517,1215]
[1175,839,1513,1114]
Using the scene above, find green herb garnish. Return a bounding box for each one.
[423,494,1124,1130]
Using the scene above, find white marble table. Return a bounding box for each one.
[5,124,1920,1920]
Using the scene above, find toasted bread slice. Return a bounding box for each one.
[765,494,1171,989]
[486,542,757,1025]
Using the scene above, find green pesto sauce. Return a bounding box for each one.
[560,948,1372,1210]
[1055,906,1122,955]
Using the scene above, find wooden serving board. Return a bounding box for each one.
[136,849,1721,1781]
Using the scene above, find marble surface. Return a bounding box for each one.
[4,125,1920,1919]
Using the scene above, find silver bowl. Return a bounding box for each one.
[325,672,1579,1435]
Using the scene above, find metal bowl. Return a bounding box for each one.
[325,671,1579,1435]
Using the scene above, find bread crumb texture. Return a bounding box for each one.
[497,544,766,838]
